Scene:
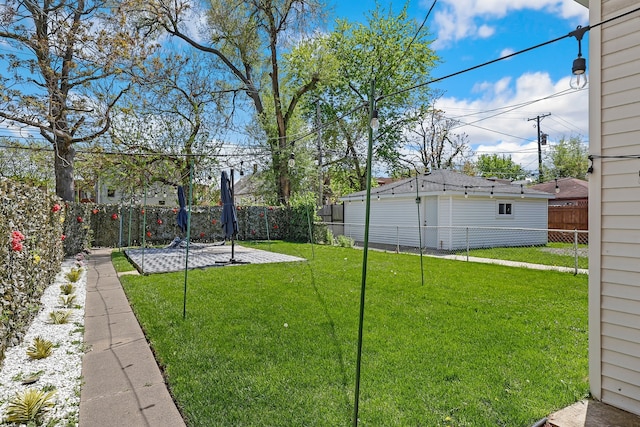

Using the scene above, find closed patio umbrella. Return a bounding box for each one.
[220,170,244,263]
[176,185,188,234]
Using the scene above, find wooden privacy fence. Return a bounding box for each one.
[548,203,588,244]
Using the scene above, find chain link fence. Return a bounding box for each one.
[322,222,588,274]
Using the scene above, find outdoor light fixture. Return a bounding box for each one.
[570,25,589,89]
[555,178,560,193]
[288,152,295,168]
[370,109,379,131]
[377,194,380,200]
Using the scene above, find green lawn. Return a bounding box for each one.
[116,242,589,426]
[458,242,589,270]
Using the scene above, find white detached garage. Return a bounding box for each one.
[341,170,553,251]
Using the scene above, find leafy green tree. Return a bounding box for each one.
[136,0,325,204]
[0,139,53,189]
[0,0,155,200]
[404,105,473,172]
[543,136,589,179]
[295,2,438,198]
[475,154,527,181]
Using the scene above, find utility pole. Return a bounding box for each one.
[528,113,550,183]
[316,101,323,206]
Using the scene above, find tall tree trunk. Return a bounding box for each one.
[54,137,75,201]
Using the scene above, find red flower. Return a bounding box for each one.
[11,231,25,241]
[61,234,66,241]
[236,206,241,211]
[172,208,178,213]
[157,219,163,225]
[146,231,152,238]
[92,208,99,214]
[52,204,61,213]
[273,224,279,229]
[211,219,217,225]
[259,212,264,218]
[199,232,205,238]
[111,213,118,220]
[11,241,23,251]
[268,206,274,211]
[141,209,145,215]
[251,229,256,235]
[77,216,84,223]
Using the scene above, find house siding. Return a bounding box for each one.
[591,0,640,415]
[344,194,548,250]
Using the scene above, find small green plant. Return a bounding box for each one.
[323,228,335,245]
[4,388,56,424]
[26,337,53,360]
[335,235,354,248]
[60,283,75,295]
[59,294,76,308]
[65,268,83,283]
[49,310,72,324]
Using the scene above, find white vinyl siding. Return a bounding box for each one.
[591,0,640,415]
[344,195,548,251]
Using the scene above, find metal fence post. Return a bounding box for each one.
[574,228,579,275]
[466,227,469,261]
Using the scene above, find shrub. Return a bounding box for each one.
[49,310,72,324]
[4,388,56,423]
[60,283,75,295]
[65,268,83,283]
[26,337,53,360]
[336,235,354,248]
[59,295,76,308]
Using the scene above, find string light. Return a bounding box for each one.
[520,184,525,198]
[490,186,494,198]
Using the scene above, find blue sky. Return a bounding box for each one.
[328,0,590,173]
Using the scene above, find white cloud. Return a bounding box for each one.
[434,71,589,172]
[500,48,515,58]
[429,0,589,48]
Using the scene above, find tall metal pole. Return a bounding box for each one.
[317,101,323,206]
[528,113,550,183]
[415,175,424,286]
[183,157,194,319]
[353,80,376,427]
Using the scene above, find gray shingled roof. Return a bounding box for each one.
[342,169,554,200]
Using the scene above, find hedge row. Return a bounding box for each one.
[0,179,66,362]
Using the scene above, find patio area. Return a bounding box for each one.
[124,243,305,274]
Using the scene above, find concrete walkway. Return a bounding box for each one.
[79,248,185,427]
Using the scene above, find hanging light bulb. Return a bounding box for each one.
[555,178,560,194]
[490,186,494,198]
[442,184,446,194]
[370,109,379,131]
[377,194,380,201]
[464,186,468,198]
[240,161,245,176]
[520,184,525,198]
[288,152,295,168]
[570,25,589,89]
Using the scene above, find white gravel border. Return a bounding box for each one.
[0,258,86,426]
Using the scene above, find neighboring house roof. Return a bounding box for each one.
[342,169,554,200]
[530,178,588,200]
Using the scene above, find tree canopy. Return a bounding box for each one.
[0,0,154,200]
[475,153,527,181]
[544,136,589,179]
